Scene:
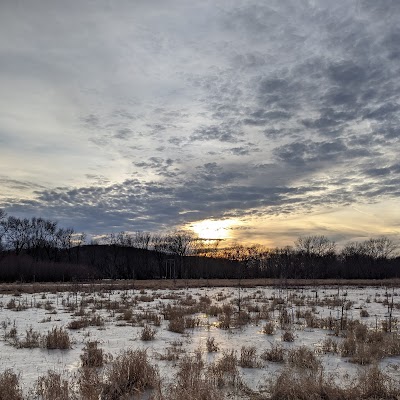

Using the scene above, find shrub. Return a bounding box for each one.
[360,309,369,317]
[166,353,224,400]
[260,344,284,362]
[68,318,89,330]
[209,350,239,388]
[80,341,104,367]
[239,346,259,368]
[102,349,159,398]
[168,317,185,334]
[287,346,321,371]
[0,369,23,400]
[206,336,219,352]
[185,316,200,329]
[77,367,102,400]
[262,322,274,335]
[282,330,295,342]
[43,327,71,350]
[35,371,70,400]
[140,325,156,341]
[17,327,41,348]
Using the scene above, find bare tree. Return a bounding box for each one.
[363,237,397,259]
[133,231,151,250]
[295,235,336,257]
[165,232,194,278]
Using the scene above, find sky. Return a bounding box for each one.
[1,0,400,247]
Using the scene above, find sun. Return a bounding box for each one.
[190,219,237,240]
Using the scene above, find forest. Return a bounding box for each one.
[0,209,399,282]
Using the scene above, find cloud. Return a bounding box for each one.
[1,0,400,245]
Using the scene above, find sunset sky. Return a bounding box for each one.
[1,1,399,247]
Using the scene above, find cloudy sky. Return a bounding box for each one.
[1,0,399,247]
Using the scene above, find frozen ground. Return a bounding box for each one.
[0,284,399,397]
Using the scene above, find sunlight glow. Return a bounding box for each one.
[190,219,238,240]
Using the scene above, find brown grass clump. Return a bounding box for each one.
[287,346,321,372]
[260,344,284,362]
[267,367,345,400]
[360,309,369,317]
[43,327,71,349]
[168,317,185,334]
[17,327,41,348]
[140,324,157,341]
[282,330,295,342]
[77,367,102,400]
[356,363,400,399]
[68,318,89,330]
[209,350,240,388]
[320,337,339,354]
[185,316,200,329]
[67,314,104,329]
[239,346,259,368]
[80,341,105,367]
[262,322,274,335]
[102,349,159,398]
[0,369,23,400]
[156,346,185,361]
[206,336,219,352]
[165,353,224,400]
[35,370,70,400]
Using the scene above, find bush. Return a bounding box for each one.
[206,336,219,352]
[140,325,156,341]
[209,350,239,388]
[77,367,102,400]
[102,349,159,398]
[282,330,295,342]
[168,317,185,334]
[80,341,105,367]
[166,353,224,400]
[43,327,71,349]
[17,327,41,348]
[239,346,259,368]
[287,346,321,371]
[35,371,70,400]
[261,344,284,362]
[262,322,274,335]
[0,369,23,400]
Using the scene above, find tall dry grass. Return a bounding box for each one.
[102,349,159,399]
[0,369,23,400]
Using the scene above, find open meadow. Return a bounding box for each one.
[0,281,399,399]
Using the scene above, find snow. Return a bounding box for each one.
[0,284,399,396]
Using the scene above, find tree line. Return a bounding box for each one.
[0,210,399,282]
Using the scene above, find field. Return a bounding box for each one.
[0,281,399,399]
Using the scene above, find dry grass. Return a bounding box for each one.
[282,330,295,342]
[260,344,284,362]
[77,367,102,400]
[164,353,224,400]
[140,324,157,341]
[239,346,259,368]
[102,349,159,398]
[206,336,219,352]
[262,322,274,335]
[2,278,399,295]
[80,341,105,367]
[286,346,321,371]
[168,317,185,333]
[0,369,23,400]
[43,327,71,349]
[34,370,70,400]
[17,327,41,348]
[209,350,240,388]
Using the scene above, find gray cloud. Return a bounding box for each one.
[1,0,399,243]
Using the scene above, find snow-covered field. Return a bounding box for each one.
[0,284,399,398]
